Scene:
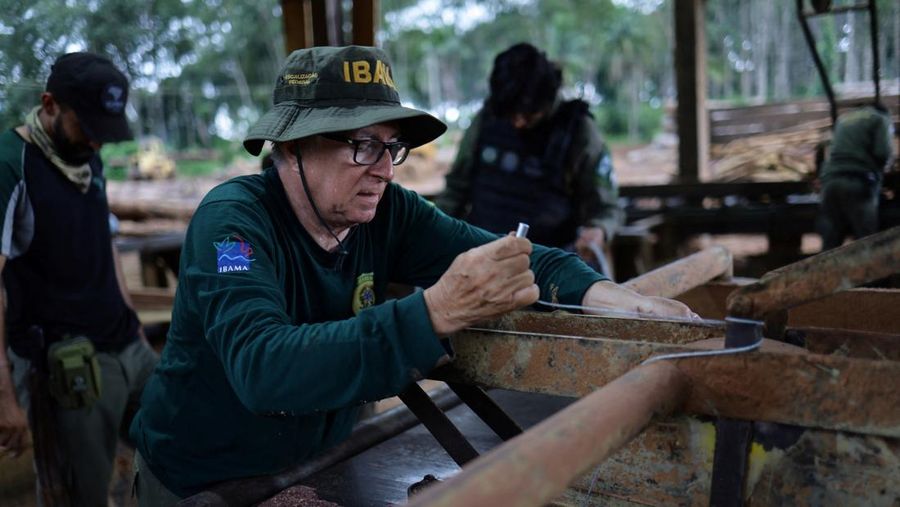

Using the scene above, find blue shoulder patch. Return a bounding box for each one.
[214,234,255,273]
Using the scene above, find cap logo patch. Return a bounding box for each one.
[103,84,125,113]
[352,272,376,315]
[284,72,318,85]
[342,60,396,89]
[214,234,255,273]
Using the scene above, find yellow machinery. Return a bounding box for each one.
[130,137,176,179]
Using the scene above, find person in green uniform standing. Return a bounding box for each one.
[817,103,895,250]
[435,43,622,270]
[129,45,696,504]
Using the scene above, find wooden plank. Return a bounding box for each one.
[623,246,732,298]
[409,363,688,507]
[679,282,900,334]
[707,95,899,144]
[619,181,812,199]
[556,414,900,506]
[129,288,176,310]
[432,330,900,437]
[791,326,900,360]
[727,226,900,319]
[788,289,900,334]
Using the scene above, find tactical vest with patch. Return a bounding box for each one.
[0,131,139,357]
[466,100,589,247]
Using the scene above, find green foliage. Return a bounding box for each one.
[596,102,662,142]
[100,140,139,161]
[1,0,897,156]
[176,159,221,178]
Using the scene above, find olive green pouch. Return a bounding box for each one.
[47,337,102,409]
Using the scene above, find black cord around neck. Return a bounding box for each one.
[293,141,349,269]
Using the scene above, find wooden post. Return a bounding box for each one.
[674,0,709,182]
[352,0,377,46]
[281,0,313,52]
[311,0,330,46]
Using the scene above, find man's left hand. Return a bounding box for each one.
[581,280,699,320]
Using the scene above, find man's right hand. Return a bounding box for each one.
[0,391,29,459]
[424,236,539,335]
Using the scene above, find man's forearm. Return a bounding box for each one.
[0,285,18,402]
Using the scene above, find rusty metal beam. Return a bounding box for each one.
[624,246,733,298]
[727,225,900,319]
[431,330,900,437]
[410,363,689,507]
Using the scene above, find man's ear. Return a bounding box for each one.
[39,92,59,115]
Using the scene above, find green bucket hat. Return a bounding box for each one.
[244,45,447,156]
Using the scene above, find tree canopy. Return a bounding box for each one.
[0,0,896,148]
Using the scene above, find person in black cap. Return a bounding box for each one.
[128,45,695,503]
[436,43,622,275]
[0,52,158,506]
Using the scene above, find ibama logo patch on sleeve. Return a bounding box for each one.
[214,234,255,273]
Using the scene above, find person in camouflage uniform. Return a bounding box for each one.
[436,43,622,270]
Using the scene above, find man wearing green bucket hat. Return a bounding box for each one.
[129,46,696,502]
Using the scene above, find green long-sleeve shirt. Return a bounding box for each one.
[131,168,604,496]
[435,104,622,242]
[821,106,895,180]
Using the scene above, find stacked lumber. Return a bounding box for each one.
[709,118,830,182]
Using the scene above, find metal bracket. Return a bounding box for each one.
[709,317,763,507]
[398,383,480,467]
[399,382,523,468]
[447,382,523,441]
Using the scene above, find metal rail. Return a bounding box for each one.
[432,326,900,437]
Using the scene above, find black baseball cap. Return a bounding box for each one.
[46,52,133,143]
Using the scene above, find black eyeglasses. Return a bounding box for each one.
[320,133,411,166]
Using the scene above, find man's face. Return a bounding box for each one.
[297,123,399,230]
[510,108,549,130]
[50,107,99,165]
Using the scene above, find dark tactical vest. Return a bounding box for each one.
[466,100,588,247]
[3,143,139,357]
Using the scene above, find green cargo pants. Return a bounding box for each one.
[9,339,158,507]
[818,175,880,250]
[133,450,182,506]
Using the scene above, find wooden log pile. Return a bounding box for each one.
[709,118,831,183]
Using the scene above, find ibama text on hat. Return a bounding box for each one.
[342,60,396,89]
